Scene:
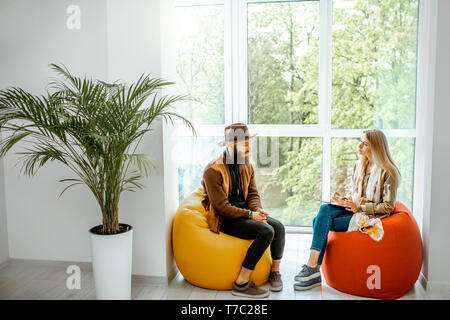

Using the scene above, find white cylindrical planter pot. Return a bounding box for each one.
[89,224,133,300]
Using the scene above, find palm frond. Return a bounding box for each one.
[0,63,196,234]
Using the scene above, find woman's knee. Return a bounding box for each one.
[317,204,333,218]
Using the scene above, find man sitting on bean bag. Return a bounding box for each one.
[201,123,285,299]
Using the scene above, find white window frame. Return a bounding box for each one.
[167,0,428,233]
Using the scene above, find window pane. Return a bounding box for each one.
[175,6,224,124]
[254,137,322,227]
[247,1,320,125]
[331,138,359,196]
[178,135,323,227]
[331,137,415,210]
[388,138,415,210]
[178,136,222,202]
[332,0,419,129]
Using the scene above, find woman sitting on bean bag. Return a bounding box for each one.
[294,129,400,291]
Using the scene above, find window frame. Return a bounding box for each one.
[170,0,425,232]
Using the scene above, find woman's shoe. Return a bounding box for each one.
[293,276,322,291]
[294,264,321,282]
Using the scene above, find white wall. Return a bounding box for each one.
[160,0,180,280]
[0,132,9,265]
[0,0,173,279]
[0,0,109,264]
[105,0,172,278]
[423,0,450,293]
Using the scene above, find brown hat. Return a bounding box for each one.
[218,123,257,147]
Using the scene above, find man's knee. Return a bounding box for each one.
[271,218,285,236]
[266,214,284,230]
[258,224,275,241]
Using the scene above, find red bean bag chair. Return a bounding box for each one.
[321,201,422,300]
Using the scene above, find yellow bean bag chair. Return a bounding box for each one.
[172,187,272,290]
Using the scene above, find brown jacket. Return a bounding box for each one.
[201,154,262,233]
[345,164,399,219]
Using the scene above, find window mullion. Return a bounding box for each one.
[320,0,333,202]
[413,0,437,228]
[224,0,233,124]
[236,0,248,124]
[331,129,418,138]
[230,0,242,123]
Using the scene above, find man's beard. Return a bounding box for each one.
[225,147,248,166]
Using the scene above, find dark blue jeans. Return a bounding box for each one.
[310,204,354,266]
[220,215,285,270]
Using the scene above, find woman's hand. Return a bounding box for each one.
[252,211,268,224]
[331,192,345,205]
[344,200,359,213]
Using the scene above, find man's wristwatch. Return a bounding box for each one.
[249,211,253,219]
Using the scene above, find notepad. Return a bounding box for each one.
[314,198,351,209]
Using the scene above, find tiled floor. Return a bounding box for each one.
[0,233,446,300]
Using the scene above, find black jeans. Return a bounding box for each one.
[220,215,285,270]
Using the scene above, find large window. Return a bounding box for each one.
[174,0,419,228]
[248,1,320,125]
[332,0,418,129]
[175,5,225,124]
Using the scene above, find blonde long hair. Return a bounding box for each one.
[351,129,400,204]
[363,129,401,183]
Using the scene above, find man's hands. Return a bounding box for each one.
[251,208,268,224]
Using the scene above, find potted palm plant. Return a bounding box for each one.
[0,64,194,299]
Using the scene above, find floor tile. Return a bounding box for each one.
[0,234,438,300]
